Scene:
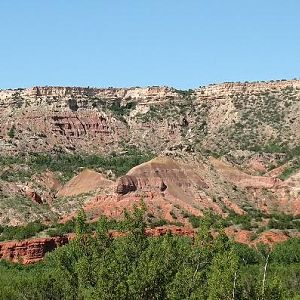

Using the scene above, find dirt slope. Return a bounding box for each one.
[57,169,114,197]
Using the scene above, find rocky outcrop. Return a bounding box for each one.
[78,156,239,223]
[116,174,167,195]
[2,80,300,226]
[127,156,207,191]
[25,188,43,204]
[196,79,300,97]
[210,157,283,189]
[34,171,62,192]
[225,227,297,247]
[50,114,111,137]
[0,86,180,110]
[0,86,180,155]
[116,175,138,194]
[1,79,300,157]
[0,235,70,264]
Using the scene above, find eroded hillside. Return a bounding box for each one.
[0,80,300,239]
[1,80,300,157]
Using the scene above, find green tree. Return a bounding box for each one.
[75,209,88,236]
[207,250,239,300]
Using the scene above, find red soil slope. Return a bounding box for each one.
[57,169,114,197]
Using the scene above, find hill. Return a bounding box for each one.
[0,79,300,246]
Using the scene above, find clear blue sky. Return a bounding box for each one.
[0,1,299,89]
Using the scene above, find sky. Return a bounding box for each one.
[0,1,299,89]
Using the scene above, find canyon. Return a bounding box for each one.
[0,79,300,263]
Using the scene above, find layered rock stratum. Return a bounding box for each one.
[0,79,300,262]
[1,80,300,155]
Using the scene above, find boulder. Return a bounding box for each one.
[116,175,137,195]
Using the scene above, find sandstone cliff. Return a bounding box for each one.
[0,235,70,264]
[1,80,300,157]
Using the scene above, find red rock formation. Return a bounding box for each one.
[145,226,195,238]
[254,231,289,246]
[225,227,255,245]
[210,157,283,189]
[0,227,294,265]
[221,198,245,215]
[36,171,62,191]
[225,227,297,248]
[27,191,42,204]
[63,156,245,224]
[50,114,111,137]
[24,188,43,204]
[0,236,70,264]
[116,175,138,194]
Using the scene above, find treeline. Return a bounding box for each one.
[1,209,299,242]
[0,207,299,299]
[0,216,128,241]
[0,221,46,242]
[188,210,300,232]
[0,148,154,182]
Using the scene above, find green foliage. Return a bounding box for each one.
[207,250,239,300]
[0,149,154,182]
[227,211,252,230]
[260,145,300,180]
[29,151,154,180]
[107,101,136,119]
[188,214,202,228]
[75,209,88,235]
[271,238,300,264]
[0,221,46,241]
[150,219,168,228]
[7,125,16,139]
[267,213,300,230]
[46,220,77,237]
[263,142,288,154]
[0,209,299,299]
[174,88,194,97]
[188,211,227,229]
[280,158,300,180]
[0,169,32,182]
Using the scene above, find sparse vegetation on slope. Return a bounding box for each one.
[0,148,154,182]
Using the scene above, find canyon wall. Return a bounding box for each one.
[0,235,70,264]
[0,79,300,155]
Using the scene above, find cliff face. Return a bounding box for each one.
[196,79,300,96]
[1,80,300,156]
[0,235,70,264]
[0,86,178,110]
[0,86,178,155]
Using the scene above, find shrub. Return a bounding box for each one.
[0,221,46,241]
[7,125,16,139]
